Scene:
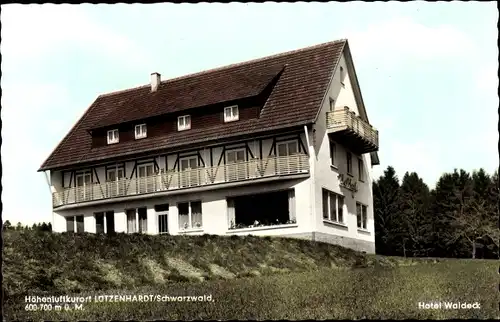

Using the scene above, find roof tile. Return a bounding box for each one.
[39,40,346,171]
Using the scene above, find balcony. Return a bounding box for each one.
[326,107,379,154]
[52,154,310,208]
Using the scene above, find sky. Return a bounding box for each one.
[1,2,498,225]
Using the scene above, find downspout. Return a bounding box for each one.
[304,125,316,242]
[43,171,52,195]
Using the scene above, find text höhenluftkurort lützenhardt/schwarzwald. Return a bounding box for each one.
[418,301,481,310]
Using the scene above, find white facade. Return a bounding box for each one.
[48,51,378,254]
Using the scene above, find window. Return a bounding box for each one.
[227,190,295,230]
[356,203,368,230]
[346,152,352,175]
[329,139,337,167]
[105,211,115,234]
[135,124,147,139]
[107,129,119,144]
[95,213,105,233]
[106,166,125,197]
[94,212,113,234]
[76,215,84,233]
[127,208,147,233]
[138,208,147,233]
[66,216,75,232]
[224,105,239,122]
[179,156,199,187]
[340,66,345,86]
[178,115,191,131]
[155,204,169,234]
[322,189,344,223]
[126,209,136,233]
[178,201,203,230]
[358,158,364,182]
[75,172,92,202]
[137,164,155,193]
[226,149,247,181]
[276,140,300,174]
[329,98,335,111]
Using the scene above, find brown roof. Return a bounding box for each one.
[39,39,347,171]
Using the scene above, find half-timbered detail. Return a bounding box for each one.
[40,39,380,254]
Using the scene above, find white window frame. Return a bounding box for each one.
[276,140,299,156]
[322,189,344,224]
[107,129,119,144]
[356,202,368,230]
[224,105,239,122]
[155,204,169,234]
[126,207,147,234]
[126,209,137,233]
[178,200,203,231]
[226,148,246,163]
[66,215,84,233]
[177,115,191,131]
[358,158,364,182]
[135,123,147,139]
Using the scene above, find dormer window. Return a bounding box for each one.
[178,115,191,131]
[135,124,147,139]
[224,105,239,122]
[107,129,119,144]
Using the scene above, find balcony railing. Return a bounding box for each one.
[326,107,379,151]
[52,154,310,207]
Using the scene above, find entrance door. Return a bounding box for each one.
[107,167,125,197]
[75,172,92,202]
[180,157,199,188]
[138,164,154,193]
[276,141,299,174]
[226,149,247,181]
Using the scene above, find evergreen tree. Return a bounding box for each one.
[3,220,12,230]
[373,166,401,255]
[397,172,432,257]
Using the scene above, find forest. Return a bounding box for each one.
[374,166,499,259]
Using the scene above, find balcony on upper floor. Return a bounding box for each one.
[52,154,310,209]
[326,106,379,154]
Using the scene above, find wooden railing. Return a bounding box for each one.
[326,107,379,147]
[52,154,310,207]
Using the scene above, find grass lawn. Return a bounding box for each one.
[3,230,499,320]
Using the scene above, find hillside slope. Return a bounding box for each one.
[3,230,373,298]
[3,230,498,320]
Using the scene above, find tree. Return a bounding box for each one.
[432,169,498,259]
[373,166,401,256]
[3,220,12,231]
[396,172,432,257]
[40,223,51,232]
[444,193,498,258]
[429,169,474,258]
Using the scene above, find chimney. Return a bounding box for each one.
[151,72,161,92]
